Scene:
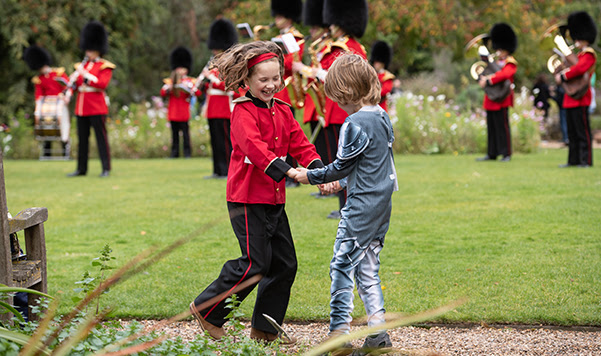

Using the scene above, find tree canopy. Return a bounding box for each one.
[1,0,599,121]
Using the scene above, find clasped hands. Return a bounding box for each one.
[287,168,341,196]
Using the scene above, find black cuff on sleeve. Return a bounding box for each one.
[307,159,324,169]
[265,158,292,182]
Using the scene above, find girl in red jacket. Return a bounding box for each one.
[189,41,325,344]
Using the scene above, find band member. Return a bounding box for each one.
[66,21,115,177]
[271,0,305,187]
[555,11,597,168]
[161,46,200,159]
[295,0,368,218]
[23,45,70,157]
[476,23,517,163]
[370,41,396,112]
[199,18,238,177]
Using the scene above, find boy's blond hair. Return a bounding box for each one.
[324,53,381,106]
[211,41,285,92]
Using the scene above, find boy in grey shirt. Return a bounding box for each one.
[296,53,397,355]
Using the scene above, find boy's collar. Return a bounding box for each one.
[358,105,382,112]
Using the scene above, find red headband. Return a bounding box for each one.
[247,52,278,69]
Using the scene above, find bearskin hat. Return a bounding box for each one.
[490,23,517,54]
[303,0,326,27]
[169,46,192,71]
[567,11,597,44]
[370,41,392,69]
[208,19,238,51]
[324,0,368,38]
[23,45,51,70]
[271,0,302,24]
[79,21,109,55]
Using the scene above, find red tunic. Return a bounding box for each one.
[161,76,200,122]
[274,28,305,108]
[561,49,597,108]
[321,36,367,126]
[378,70,395,112]
[482,57,516,111]
[32,68,68,100]
[73,59,115,116]
[202,68,233,119]
[227,94,322,205]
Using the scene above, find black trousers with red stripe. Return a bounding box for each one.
[193,202,297,334]
[566,106,593,166]
[208,118,231,176]
[486,108,512,159]
[76,115,111,173]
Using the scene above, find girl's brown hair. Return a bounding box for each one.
[324,53,381,106]
[210,41,285,92]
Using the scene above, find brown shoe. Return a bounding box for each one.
[189,302,225,340]
[250,327,297,345]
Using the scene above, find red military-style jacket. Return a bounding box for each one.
[161,76,200,122]
[73,58,115,116]
[32,68,68,100]
[320,36,367,126]
[377,69,395,112]
[483,56,517,111]
[227,92,323,205]
[201,68,237,119]
[561,48,597,108]
[274,27,305,108]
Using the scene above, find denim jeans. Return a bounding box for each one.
[329,237,385,333]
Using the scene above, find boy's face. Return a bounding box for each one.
[247,59,281,104]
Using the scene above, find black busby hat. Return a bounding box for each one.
[568,11,597,44]
[170,46,192,71]
[79,21,108,55]
[490,23,517,54]
[208,19,238,51]
[370,41,392,69]
[303,0,326,27]
[23,45,51,70]
[271,0,302,23]
[324,0,368,38]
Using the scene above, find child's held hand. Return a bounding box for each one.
[295,167,309,184]
[286,168,299,180]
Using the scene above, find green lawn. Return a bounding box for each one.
[3,148,601,326]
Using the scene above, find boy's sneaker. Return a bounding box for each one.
[350,332,392,356]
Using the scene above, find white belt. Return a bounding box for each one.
[207,88,229,96]
[78,86,103,93]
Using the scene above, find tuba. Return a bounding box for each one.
[541,24,590,99]
[465,34,511,102]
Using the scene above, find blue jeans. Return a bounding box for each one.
[329,237,385,333]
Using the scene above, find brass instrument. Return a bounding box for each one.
[304,32,331,117]
[285,48,305,109]
[541,23,590,99]
[253,23,275,40]
[464,33,511,102]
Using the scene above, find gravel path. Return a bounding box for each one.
[134,320,601,355]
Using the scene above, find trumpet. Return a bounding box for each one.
[541,23,590,99]
[464,34,511,102]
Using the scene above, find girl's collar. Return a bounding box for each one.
[246,90,274,108]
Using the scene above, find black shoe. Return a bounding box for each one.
[327,210,341,219]
[476,155,493,161]
[500,156,511,162]
[578,164,591,168]
[99,170,110,177]
[67,171,85,177]
[351,332,392,356]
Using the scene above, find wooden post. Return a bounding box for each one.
[0,150,14,323]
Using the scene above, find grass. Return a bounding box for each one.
[3,148,601,326]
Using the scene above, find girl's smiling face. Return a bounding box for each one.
[247,59,282,104]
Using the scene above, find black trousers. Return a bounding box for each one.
[76,115,110,173]
[193,202,297,334]
[566,106,593,166]
[486,108,512,159]
[170,121,191,158]
[208,118,231,176]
